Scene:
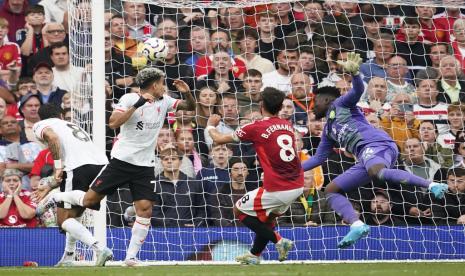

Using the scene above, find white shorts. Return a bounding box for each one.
[236,187,304,222]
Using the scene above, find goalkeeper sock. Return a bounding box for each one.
[326,192,359,224]
[54,190,86,206]
[378,168,430,188]
[61,218,103,251]
[64,232,77,254]
[126,216,150,260]
[241,215,279,244]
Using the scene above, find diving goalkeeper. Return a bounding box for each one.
[302,52,448,248]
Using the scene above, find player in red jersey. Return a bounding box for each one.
[207,87,304,264]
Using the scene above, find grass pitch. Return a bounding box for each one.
[1,263,464,276]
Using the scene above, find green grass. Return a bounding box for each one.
[1,263,464,276]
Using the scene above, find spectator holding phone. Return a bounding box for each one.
[380,92,420,152]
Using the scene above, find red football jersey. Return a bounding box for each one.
[0,190,38,227]
[0,42,22,70]
[234,117,304,192]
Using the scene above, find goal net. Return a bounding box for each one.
[66,0,465,264]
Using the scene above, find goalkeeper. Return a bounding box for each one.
[303,52,448,248]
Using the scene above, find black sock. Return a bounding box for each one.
[242,216,278,243]
[250,235,269,256]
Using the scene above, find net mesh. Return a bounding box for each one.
[66,0,465,263]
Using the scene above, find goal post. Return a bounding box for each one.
[63,0,465,265]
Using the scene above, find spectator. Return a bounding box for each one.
[18,93,41,142]
[413,74,449,133]
[196,143,232,196]
[438,103,465,149]
[256,10,284,64]
[0,168,37,227]
[18,5,45,58]
[380,92,420,152]
[437,55,465,104]
[453,135,465,168]
[452,19,465,75]
[433,7,465,43]
[278,98,295,123]
[154,35,194,98]
[431,168,465,225]
[122,1,156,42]
[0,0,27,43]
[360,33,395,83]
[176,129,207,178]
[298,46,320,86]
[429,43,449,71]
[38,0,67,24]
[204,93,239,149]
[50,42,83,93]
[103,29,134,101]
[195,87,219,128]
[184,26,210,71]
[26,22,66,76]
[363,189,405,226]
[209,157,253,227]
[4,77,35,119]
[153,125,176,177]
[278,169,335,227]
[287,1,326,48]
[0,115,41,188]
[152,144,207,227]
[419,120,454,168]
[319,47,353,89]
[236,27,274,75]
[236,69,262,115]
[154,17,179,39]
[385,56,415,98]
[262,49,298,94]
[110,14,146,70]
[0,17,21,81]
[195,29,246,81]
[32,62,66,106]
[0,97,6,122]
[411,6,446,43]
[357,77,391,116]
[395,17,431,68]
[219,7,245,55]
[272,2,302,38]
[305,112,325,154]
[289,72,313,126]
[196,48,244,94]
[402,137,441,182]
[352,5,386,61]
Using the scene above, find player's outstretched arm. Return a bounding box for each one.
[302,132,334,171]
[206,114,236,145]
[173,80,196,111]
[336,52,364,107]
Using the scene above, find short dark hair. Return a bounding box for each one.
[243,69,262,79]
[50,42,68,54]
[261,87,286,115]
[403,17,421,26]
[419,120,438,134]
[39,103,63,120]
[315,86,341,99]
[25,5,45,16]
[236,27,259,41]
[161,35,176,42]
[228,157,247,171]
[16,77,34,91]
[448,167,465,178]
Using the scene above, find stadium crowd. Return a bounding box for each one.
[0,0,464,229]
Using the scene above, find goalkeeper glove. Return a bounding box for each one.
[133,96,147,108]
[337,52,363,75]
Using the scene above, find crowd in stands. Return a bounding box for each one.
[0,0,464,229]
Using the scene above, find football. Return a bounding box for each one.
[141,37,168,62]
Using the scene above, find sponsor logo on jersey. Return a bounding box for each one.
[136,121,144,130]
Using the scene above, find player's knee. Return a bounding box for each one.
[134,201,153,218]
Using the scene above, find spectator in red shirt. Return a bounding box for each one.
[0,168,37,227]
[433,7,465,43]
[0,17,21,82]
[451,19,465,75]
[0,0,27,43]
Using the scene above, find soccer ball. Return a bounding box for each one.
[141,37,168,62]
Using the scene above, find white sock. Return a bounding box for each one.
[54,190,86,207]
[126,216,150,260]
[351,220,365,227]
[64,232,77,253]
[61,218,104,251]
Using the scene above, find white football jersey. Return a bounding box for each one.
[111,93,179,167]
[33,118,108,171]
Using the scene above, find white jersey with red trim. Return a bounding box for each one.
[111,92,179,167]
[33,118,108,171]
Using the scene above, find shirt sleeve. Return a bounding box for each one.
[32,120,51,141]
[114,93,139,112]
[233,122,256,142]
[164,95,181,112]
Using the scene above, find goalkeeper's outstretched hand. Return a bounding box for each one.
[337,52,362,75]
